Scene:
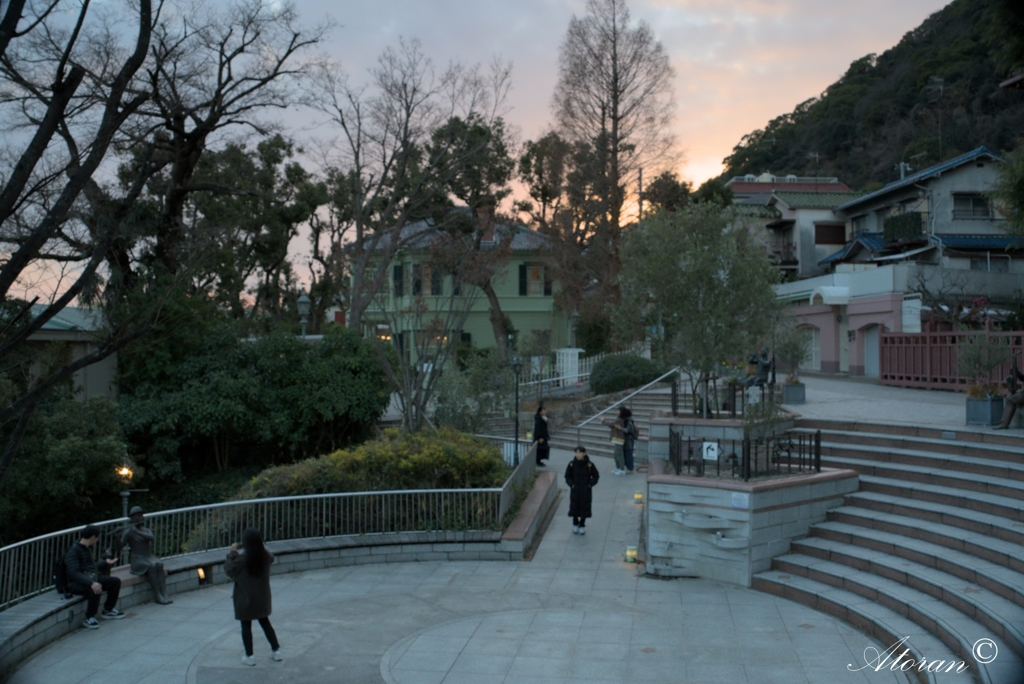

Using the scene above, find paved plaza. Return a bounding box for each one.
[6,376,978,684]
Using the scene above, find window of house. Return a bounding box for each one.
[528,265,544,295]
[519,264,545,296]
[814,223,846,245]
[851,215,867,234]
[393,264,404,297]
[412,264,422,296]
[431,269,443,297]
[953,194,991,220]
[970,254,1009,272]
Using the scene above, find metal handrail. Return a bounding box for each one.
[576,367,681,443]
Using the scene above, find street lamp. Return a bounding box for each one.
[511,356,523,467]
[297,290,311,338]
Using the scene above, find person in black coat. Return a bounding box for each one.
[565,446,599,534]
[225,528,281,666]
[533,406,550,465]
[65,525,124,629]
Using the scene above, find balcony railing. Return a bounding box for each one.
[952,208,994,220]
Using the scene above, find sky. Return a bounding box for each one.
[294,0,952,187]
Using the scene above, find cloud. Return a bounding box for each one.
[294,0,950,187]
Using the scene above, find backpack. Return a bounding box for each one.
[53,549,72,599]
[626,419,639,440]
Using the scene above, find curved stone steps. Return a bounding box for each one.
[818,453,1024,501]
[810,520,1024,610]
[752,569,979,684]
[845,489,1024,547]
[763,555,1023,684]
[788,536,1024,658]
[856,476,1024,528]
[826,506,1024,575]
[792,427,1024,465]
[808,436,1024,482]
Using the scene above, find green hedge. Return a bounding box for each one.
[590,354,662,395]
[236,428,510,499]
[883,212,923,242]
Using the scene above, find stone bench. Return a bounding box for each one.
[0,477,561,678]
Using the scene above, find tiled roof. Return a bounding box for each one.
[369,216,551,253]
[836,147,1004,212]
[935,234,1024,250]
[771,191,859,209]
[818,233,886,265]
[733,204,781,219]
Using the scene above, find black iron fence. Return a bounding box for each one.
[667,429,821,481]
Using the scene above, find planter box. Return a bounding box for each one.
[966,396,1003,426]
[781,383,805,405]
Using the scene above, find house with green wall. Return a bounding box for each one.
[359,218,569,362]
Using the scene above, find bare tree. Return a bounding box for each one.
[102,0,326,285]
[0,0,157,483]
[305,39,512,334]
[552,0,677,232]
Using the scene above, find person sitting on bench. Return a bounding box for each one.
[66,525,125,629]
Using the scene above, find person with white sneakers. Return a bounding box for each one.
[225,528,282,666]
[565,446,600,534]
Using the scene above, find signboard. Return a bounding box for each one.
[701,441,719,461]
[731,492,750,509]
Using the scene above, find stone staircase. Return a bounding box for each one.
[547,388,678,459]
[753,419,1024,684]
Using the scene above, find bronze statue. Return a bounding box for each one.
[120,506,173,604]
[744,347,772,388]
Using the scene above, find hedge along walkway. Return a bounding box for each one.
[6,448,904,684]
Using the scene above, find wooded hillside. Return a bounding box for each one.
[721,0,1024,191]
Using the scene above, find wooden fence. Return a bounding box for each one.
[879,331,1024,391]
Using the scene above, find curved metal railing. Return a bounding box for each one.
[0,485,511,612]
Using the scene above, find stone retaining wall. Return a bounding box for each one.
[644,460,858,587]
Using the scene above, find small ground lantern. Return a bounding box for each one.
[625,546,638,562]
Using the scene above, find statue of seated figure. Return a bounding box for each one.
[744,347,772,388]
[120,506,173,605]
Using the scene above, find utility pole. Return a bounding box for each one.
[638,167,643,221]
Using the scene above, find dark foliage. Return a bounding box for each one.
[590,354,662,395]
[722,0,1024,190]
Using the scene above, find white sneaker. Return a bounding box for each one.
[578,527,585,535]
[614,469,624,475]
[271,650,282,661]
[572,525,579,534]
[241,654,255,666]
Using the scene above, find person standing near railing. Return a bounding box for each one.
[621,408,638,474]
[602,408,628,475]
[533,405,550,466]
[225,528,282,666]
[995,357,1024,429]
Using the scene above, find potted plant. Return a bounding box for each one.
[773,320,812,405]
[956,331,1008,426]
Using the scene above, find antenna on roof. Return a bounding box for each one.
[806,152,821,182]
[895,161,912,180]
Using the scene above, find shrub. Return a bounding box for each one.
[236,428,511,499]
[589,354,662,395]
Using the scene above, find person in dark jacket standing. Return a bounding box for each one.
[621,407,638,473]
[66,525,125,629]
[225,528,281,666]
[533,405,550,465]
[565,446,600,534]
